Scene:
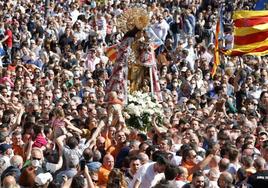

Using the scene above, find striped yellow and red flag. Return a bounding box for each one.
[226,10,268,56]
[211,16,221,78]
[105,44,118,63]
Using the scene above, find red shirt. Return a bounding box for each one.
[5,29,12,48]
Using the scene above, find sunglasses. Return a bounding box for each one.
[92,179,98,183]
[32,157,42,160]
[190,154,197,159]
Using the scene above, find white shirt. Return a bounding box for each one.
[185,46,197,70]
[73,30,87,42]
[85,56,100,72]
[129,162,164,188]
[224,34,233,50]
[0,155,10,174]
[152,20,170,41]
[70,10,80,23]
[228,162,241,175]
[209,180,220,188]
[175,180,188,188]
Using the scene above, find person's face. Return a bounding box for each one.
[44,92,53,101]
[191,120,199,130]
[159,139,170,152]
[217,174,226,188]
[103,156,114,170]
[222,75,228,83]
[207,127,216,139]
[89,109,97,117]
[243,145,254,157]
[38,87,45,94]
[12,134,22,145]
[190,134,199,145]
[108,127,116,138]
[258,134,268,145]
[158,16,164,23]
[1,89,8,97]
[139,143,149,152]
[42,100,50,109]
[11,97,18,105]
[15,80,22,89]
[261,93,268,105]
[245,136,255,145]
[222,84,228,94]
[32,95,39,104]
[130,159,141,173]
[187,150,197,164]
[89,93,96,102]
[26,91,33,100]
[246,76,253,85]
[155,163,166,173]
[24,76,31,84]
[116,132,126,144]
[96,138,105,150]
[10,113,16,124]
[264,123,268,132]
[46,128,53,140]
[83,90,90,98]
[32,150,43,160]
[160,81,167,89]
[80,106,88,118]
[48,72,54,80]
[193,175,205,188]
[54,89,62,98]
[162,67,167,74]
[91,174,98,185]
[151,16,157,24]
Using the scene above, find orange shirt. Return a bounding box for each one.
[98,166,111,186]
[181,161,195,181]
[106,144,123,160]
[12,144,24,158]
[104,137,112,151]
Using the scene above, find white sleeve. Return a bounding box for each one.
[133,164,146,182]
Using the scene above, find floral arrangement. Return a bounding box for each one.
[124,91,163,131]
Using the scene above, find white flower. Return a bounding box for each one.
[133,105,142,116]
[126,103,136,115]
[126,91,162,120]
[144,109,154,115]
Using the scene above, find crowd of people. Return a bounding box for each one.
[0,0,268,188]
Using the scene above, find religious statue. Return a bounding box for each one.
[105,7,162,103]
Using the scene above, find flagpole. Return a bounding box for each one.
[149,65,154,97]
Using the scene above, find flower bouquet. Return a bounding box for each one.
[124,91,163,131]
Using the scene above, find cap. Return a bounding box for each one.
[87,161,102,171]
[0,144,12,154]
[35,173,53,186]
[187,104,196,111]
[259,131,268,136]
